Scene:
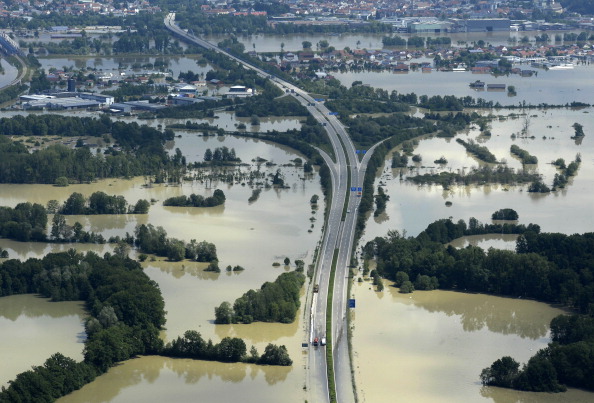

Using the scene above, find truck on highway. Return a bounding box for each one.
[321,337,326,346]
[313,284,319,293]
[313,337,319,347]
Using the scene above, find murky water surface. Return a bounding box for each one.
[0,295,85,387]
[351,280,594,403]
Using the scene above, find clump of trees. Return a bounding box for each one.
[58,192,150,215]
[0,202,47,242]
[571,122,584,139]
[391,151,408,168]
[163,189,226,207]
[492,208,519,221]
[215,271,305,324]
[481,315,594,393]
[161,330,292,366]
[510,145,538,164]
[374,187,389,217]
[133,224,218,262]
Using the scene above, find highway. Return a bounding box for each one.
[165,13,363,403]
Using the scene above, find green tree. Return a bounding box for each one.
[258,344,292,366]
[480,356,520,388]
[215,301,234,324]
[133,199,150,214]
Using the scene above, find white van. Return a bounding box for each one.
[321,337,327,346]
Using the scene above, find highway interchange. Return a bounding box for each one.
[165,13,374,403]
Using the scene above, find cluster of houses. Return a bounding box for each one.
[271,39,594,78]
[0,0,160,19]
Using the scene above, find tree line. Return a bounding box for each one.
[365,217,594,314]
[456,138,498,163]
[510,145,538,164]
[407,165,540,188]
[163,189,226,208]
[0,116,183,184]
[215,271,305,324]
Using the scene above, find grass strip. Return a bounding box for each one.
[326,248,339,403]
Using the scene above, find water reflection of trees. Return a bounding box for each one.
[214,316,299,343]
[0,294,85,320]
[147,261,220,281]
[389,288,555,340]
[61,356,290,402]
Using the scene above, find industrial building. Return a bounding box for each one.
[409,21,452,33]
[464,19,511,32]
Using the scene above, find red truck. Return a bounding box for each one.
[313,337,319,347]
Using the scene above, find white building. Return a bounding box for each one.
[225,85,255,98]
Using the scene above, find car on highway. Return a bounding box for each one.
[313,337,319,347]
[321,337,326,346]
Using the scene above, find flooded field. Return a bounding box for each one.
[362,107,594,241]
[0,136,320,401]
[0,295,86,387]
[351,280,594,402]
[208,30,592,53]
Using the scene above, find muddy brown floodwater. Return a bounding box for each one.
[0,135,321,402]
[351,280,594,403]
[0,295,86,387]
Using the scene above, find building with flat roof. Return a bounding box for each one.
[225,85,255,98]
[464,18,511,32]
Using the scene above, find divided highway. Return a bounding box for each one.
[165,13,363,403]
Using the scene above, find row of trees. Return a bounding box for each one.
[203,147,240,163]
[455,138,498,163]
[162,330,292,366]
[163,190,226,208]
[407,165,540,188]
[215,271,305,324]
[481,315,594,392]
